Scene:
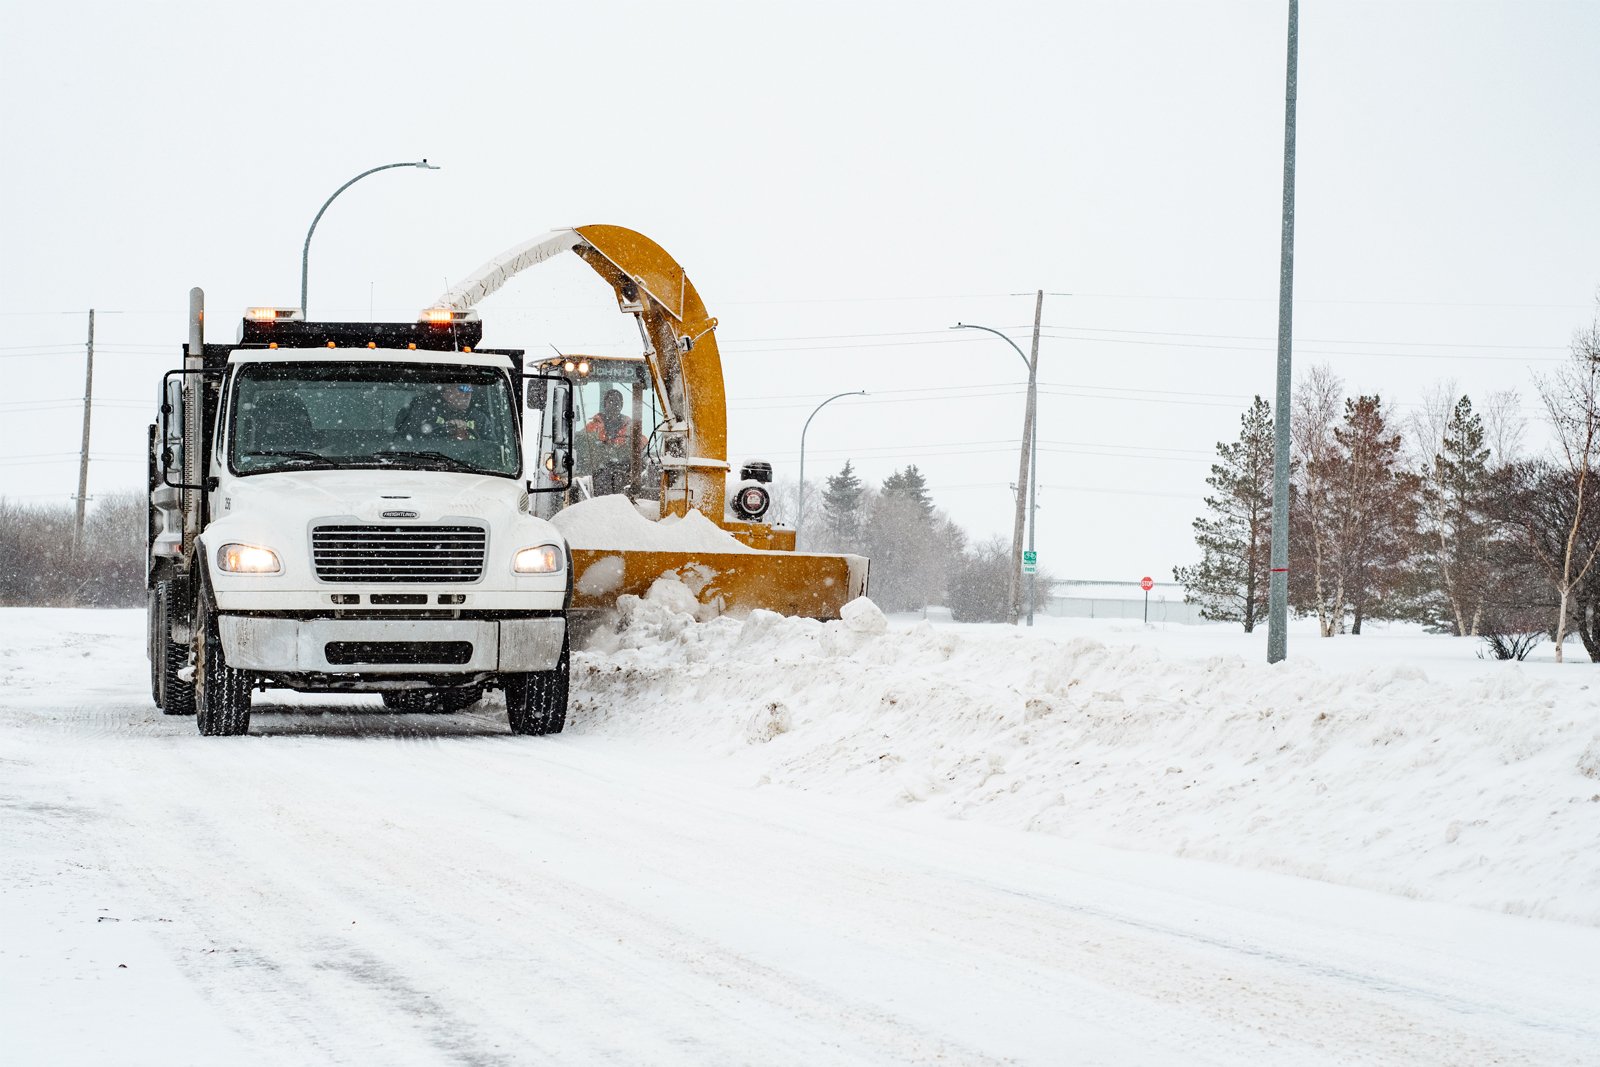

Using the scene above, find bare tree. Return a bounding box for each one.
[1482,388,1527,464]
[1289,364,1345,636]
[0,492,145,607]
[1404,378,1459,472]
[1534,311,1600,662]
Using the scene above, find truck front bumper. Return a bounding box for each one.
[217,616,565,674]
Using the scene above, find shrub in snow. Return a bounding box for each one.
[744,700,792,744]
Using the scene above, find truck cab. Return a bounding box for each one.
[147,296,575,736]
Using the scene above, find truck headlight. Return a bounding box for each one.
[217,543,283,574]
[512,544,564,574]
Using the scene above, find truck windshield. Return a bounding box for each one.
[230,361,519,478]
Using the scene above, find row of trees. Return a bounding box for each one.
[0,492,147,607]
[772,461,1045,622]
[5,475,1034,623]
[1175,311,1600,660]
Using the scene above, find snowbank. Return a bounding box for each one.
[551,495,754,553]
[574,597,1600,926]
[3,604,1595,926]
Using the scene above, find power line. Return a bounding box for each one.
[763,442,1211,465]
[1035,332,1565,362]
[1038,482,1200,500]
[1038,324,1566,351]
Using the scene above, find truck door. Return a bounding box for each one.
[526,373,574,518]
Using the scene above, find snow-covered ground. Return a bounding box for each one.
[585,599,1600,925]
[2,604,1597,1064]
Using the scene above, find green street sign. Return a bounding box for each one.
[1022,550,1037,574]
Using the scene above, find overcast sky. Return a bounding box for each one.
[3,0,1597,587]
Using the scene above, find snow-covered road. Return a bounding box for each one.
[3,608,1598,1065]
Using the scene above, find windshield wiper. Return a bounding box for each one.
[372,450,484,474]
[244,450,339,468]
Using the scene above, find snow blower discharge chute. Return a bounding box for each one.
[431,224,869,621]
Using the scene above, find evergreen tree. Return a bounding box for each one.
[1175,397,1275,630]
[881,465,933,518]
[1326,396,1422,633]
[820,460,866,552]
[1418,395,1493,635]
[865,468,942,611]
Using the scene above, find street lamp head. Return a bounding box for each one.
[301,158,442,316]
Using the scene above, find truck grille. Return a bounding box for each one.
[324,641,474,665]
[311,525,487,583]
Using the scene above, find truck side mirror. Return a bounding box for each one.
[158,370,197,490]
[159,377,182,477]
[527,372,574,494]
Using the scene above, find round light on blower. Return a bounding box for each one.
[731,484,771,521]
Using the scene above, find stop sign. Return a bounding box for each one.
[1140,576,1154,591]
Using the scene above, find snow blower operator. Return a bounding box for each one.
[581,387,644,495]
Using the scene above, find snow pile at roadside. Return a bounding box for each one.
[575,592,1600,925]
[552,495,754,553]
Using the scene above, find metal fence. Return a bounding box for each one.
[1043,582,1214,625]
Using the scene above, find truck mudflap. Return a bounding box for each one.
[570,548,868,620]
[218,616,564,673]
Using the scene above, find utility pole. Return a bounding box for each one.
[74,308,95,548]
[1267,0,1299,664]
[1024,290,1042,625]
[1008,291,1042,625]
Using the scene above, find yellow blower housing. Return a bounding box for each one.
[432,225,869,620]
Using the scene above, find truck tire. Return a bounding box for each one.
[194,584,251,736]
[154,581,195,716]
[504,629,569,736]
[381,686,483,714]
[148,586,161,706]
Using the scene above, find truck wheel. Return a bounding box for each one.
[381,686,483,714]
[504,631,570,736]
[148,586,162,706]
[154,581,194,716]
[194,585,251,736]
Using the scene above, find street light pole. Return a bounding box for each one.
[952,320,1039,625]
[797,390,867,549]
[1267,0,1299,664]
[300,159,439,316]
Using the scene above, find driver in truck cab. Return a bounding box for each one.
[582,388,642,495]
[396,383,480,441]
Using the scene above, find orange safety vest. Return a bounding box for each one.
[585,413,634,447]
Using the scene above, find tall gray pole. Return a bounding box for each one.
[74,308,94,547]
[950,321,1038,626]
[301,159,438,315]
[797,390,866,548]
[1025,290,1043,626]
[1267,0,1299,664]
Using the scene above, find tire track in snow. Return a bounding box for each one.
[10,611,1600,1065]
[82,734,1012,1065]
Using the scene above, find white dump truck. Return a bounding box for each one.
[146,291,576,736]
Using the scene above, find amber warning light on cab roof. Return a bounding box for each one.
[246,307,305,322]
[419,307,480,325]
